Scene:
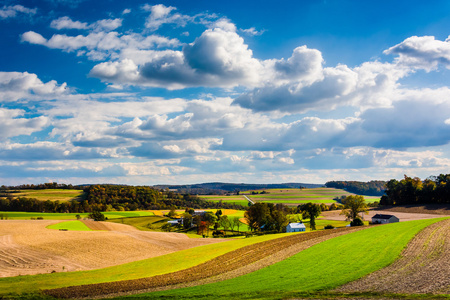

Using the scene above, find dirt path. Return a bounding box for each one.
[336,218,450,294]
[0,220,225,277]
[43,227,365,299]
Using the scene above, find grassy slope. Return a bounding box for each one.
[47,221,92,231]
[131,218,447,299]
[0,233,292,295]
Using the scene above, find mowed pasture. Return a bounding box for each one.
[6,189,85,202]
[203,188,380,206]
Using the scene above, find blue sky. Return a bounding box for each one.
[1,0,450,185]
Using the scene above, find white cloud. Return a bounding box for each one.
[241,27,265,36]
[50,16,88,30]
[144,4,189,31]
[0,109,49,140]
[384,35,450,71]
[0,5,36,19]
[0,71,67,102]
[91,28,263,88]
[50,16,122,31]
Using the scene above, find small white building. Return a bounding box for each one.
[286,222,306,232]
[372,214,399,224]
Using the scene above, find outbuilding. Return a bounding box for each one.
[286,222,306,232]
[372,214,399,224]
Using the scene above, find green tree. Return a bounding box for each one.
[88,210,105,221]
[340,195,368,221]
[244,202,270,231]
[298,203,321,231]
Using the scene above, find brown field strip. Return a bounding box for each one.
[80,220,111,231]
[337,218,450,294]
[43,227,363,299]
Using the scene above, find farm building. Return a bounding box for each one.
[286,222,306,232]
[372,214,399,224]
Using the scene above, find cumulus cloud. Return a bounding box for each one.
[0,71,67,101]
[0,109,49,140]
[384,35,450,71]
[143,4,189,31]
[91,28,263,88]
[0,4,36,19]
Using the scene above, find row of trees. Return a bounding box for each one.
[381,174,450,205]
[325,180,386,196]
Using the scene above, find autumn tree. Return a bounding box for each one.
[340,195,368,221]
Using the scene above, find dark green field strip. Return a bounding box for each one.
[43,227,358,299]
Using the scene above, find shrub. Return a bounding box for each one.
[324,224,334,229]
[350,217,364,227]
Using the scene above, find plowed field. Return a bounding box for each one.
[0,220,224,277]
[43,227,362,299]
[337,218,450,294]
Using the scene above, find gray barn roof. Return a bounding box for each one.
[372,214,396,219]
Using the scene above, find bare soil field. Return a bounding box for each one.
[43,227,364,299]
[373,204,450,215]
[0,220,224,277]
[320,208,449,222]
[337,218,450,294]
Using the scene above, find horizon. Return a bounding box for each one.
[1,0,450,186]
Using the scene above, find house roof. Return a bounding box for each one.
[288,222,306,229]
[372,214,396,219]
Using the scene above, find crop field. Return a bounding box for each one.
[123,218,446,299]
[199,195,249,206]
[47,220,93,231]
[5,189,85,202]
[43,227,361,299]
[210,188,381,206]
[0,211,155,220]
[0,230,291,294]
[108,216,170,231]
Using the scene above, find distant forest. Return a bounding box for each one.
[381,174,450,205]
[324,180,386,196]
[0,184,247,213]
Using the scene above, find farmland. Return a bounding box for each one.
[0,210,155,220]
[4,189,85,202]
[202,188,380,206]
[119,218,447,299]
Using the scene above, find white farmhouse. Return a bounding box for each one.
[286,222,306,232]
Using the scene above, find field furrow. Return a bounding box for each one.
[336,218,450,294]
[43,227,362,299]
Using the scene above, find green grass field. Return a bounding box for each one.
[206,188,380,206]
[6,189,85,202]
[47,221,92,231]
[129,218,446,299]
[0,211,155,220]
[0,233,292,295]
[107,215,169,231]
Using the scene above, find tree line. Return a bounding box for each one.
[381,174,450,205]
[0,184,247,213]
[325,180,386,196]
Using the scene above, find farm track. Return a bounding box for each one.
[43,227,363,299]
[337,218,450,294]
[80,220,110,231]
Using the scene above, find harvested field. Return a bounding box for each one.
[320,209,448,222]
[337,218,450,294]
[43,227,364,299]
[373,204,450,215]
[0,220,224,277]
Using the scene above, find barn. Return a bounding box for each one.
[286,222,306,232]
[372,214,399,224]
